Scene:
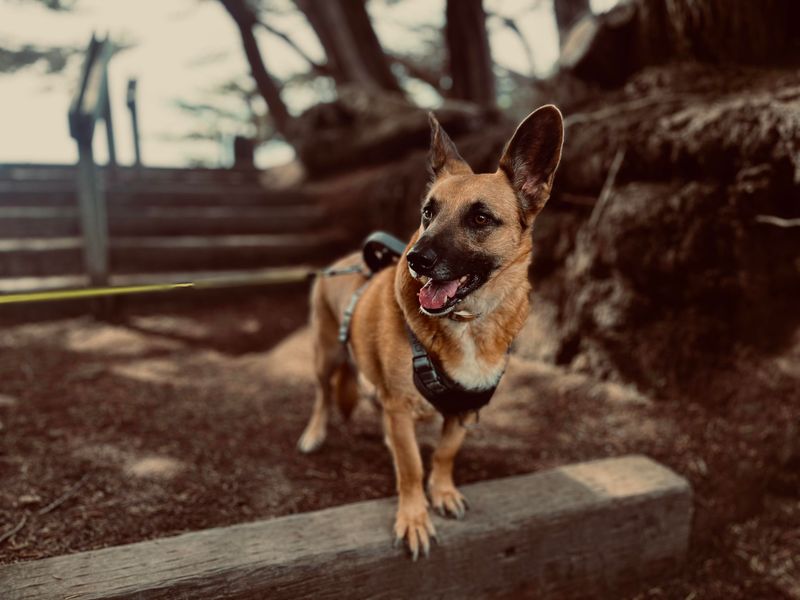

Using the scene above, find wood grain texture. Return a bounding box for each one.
[0,455,692,600]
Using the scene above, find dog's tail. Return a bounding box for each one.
[331,362,359,420]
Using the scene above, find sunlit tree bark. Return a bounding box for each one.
[553,0,590,47]
[294,0,402,93]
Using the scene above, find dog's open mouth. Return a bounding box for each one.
[416,274,483,315]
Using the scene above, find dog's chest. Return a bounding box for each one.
[445,331,506,391]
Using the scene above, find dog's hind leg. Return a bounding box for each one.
[297,283,345,454]
[427,414,474,519]
[331,361,359,420]
[297,370,335,453]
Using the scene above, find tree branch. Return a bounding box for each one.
[256,19,329,76]
[755,215,800,228]
[220,0,292,140]
[388,54,442,92]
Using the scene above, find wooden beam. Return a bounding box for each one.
[0,456,691,599]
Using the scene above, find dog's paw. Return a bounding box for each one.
[393,498,436,561]
[430,484,468,520]
[296,425,325,454]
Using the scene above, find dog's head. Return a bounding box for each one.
[406,105,564,317]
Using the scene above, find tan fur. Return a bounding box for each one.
[297,106,564,560]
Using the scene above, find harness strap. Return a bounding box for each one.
[333,231,407,344]
[321,264,366,278]
[338,279,371,344]
[406,325,499,417]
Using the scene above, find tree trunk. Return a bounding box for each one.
[635,0,800,64]
[445,0,495,109]
[553,0,590,47]
[560,0,800,88]
[539,63,800,399]
[294,0,401,93]
[220,0,292,140]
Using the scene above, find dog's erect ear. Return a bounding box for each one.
[428,112,472,179]
[498,105,564,217]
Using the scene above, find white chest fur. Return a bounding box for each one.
[444,326,507,390]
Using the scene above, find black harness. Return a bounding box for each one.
[336,231,502,418]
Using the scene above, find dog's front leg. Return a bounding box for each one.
[428,414,473,519]
[383,406,436,560]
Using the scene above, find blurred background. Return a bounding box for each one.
[1,0,799,597]
[1,0,617,166]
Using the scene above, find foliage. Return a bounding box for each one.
[0,45,78,74]
[13,0,78,9]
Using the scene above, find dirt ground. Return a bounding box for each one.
[0,287,798,598]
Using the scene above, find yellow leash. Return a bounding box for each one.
[0,266,315,305]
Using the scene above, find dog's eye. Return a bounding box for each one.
[422,206,434,221]
[472,213,490,226]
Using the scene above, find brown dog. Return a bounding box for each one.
[298,105,564,559]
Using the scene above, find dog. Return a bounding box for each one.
[297,105,564,560]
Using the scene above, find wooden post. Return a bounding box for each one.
[102,77,117,167]
[69,34,114,296]
[75,136,109,288]
[0,456,692,599]
[126,79,142,167]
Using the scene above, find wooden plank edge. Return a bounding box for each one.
[0,455,692,600]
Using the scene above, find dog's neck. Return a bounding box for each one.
[394,248,532,391]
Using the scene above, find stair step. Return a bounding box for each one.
[0,232,348,277]
[0,165,262,185]
[0,205,326,236]
[109,232,346,273]
[0,237,82,251]
[0,266,313,295]
[0,274,88,293]
[0,188,316,208]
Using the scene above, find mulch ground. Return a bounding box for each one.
[0,288,797,598]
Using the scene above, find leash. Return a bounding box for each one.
[0,231,411,306]
[0,266,316,306]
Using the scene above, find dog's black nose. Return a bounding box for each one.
[407,246,438,273]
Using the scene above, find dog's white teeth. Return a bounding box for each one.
[459,276,467,283]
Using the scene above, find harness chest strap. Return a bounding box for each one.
[405,326,500,417]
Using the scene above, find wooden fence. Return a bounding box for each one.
[0,35,348,308]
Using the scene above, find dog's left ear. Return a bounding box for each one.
[498,105,564,218]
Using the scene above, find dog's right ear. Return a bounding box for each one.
[428,113,472,179]
[498,105,564,218]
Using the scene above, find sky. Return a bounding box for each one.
[0,0,618,168]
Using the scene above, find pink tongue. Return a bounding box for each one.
[418,279,460,310]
